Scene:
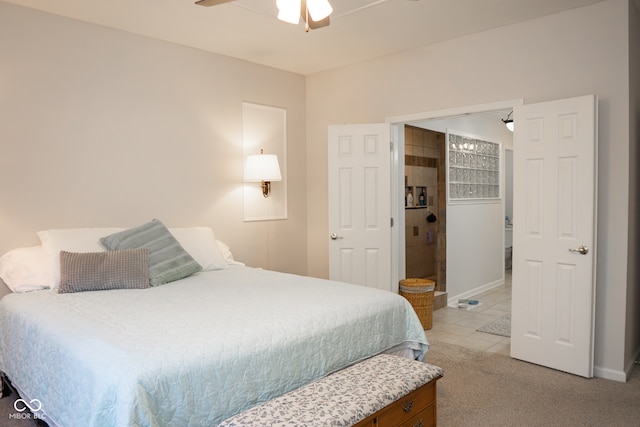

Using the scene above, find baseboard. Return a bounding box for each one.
[618,345,640,382]
[593,365,628,382]
[592,337,640,382]
[447,278,505,308]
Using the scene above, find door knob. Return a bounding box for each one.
[569,245,589,255]
[330,233,343,240]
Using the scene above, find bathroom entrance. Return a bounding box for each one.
[404,125,446,306]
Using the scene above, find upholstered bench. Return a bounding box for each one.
[218,354,444,427]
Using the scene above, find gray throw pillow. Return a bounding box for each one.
[100,219,202,286]
[59,249,150,294]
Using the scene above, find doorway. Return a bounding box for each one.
[403,125,447,307]
[394,105,516,307]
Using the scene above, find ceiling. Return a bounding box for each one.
[4,0,607,75]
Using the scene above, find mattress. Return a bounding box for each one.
[0,265,428,426]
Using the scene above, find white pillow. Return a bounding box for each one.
[169,228,228,271]
[216,240,244,266]
[38,228,125,289]
[0,246,51,292]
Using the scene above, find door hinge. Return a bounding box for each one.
[390,218,394,227]
[390,141,394,151]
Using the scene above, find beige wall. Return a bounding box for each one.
[306,0,633,379]
[626,0,640,376]
[0,2,308,275]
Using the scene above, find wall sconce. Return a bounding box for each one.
[244,149,282,198]
[502,111,514,132]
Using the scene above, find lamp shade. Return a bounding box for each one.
[244,154,282,182]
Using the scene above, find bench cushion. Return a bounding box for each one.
[219,354,444,427]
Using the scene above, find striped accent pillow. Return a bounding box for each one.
[100,219,202,286]
[59,249,150,293]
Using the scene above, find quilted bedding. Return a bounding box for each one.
[0,265,428,426]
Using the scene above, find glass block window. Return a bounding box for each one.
[447,130,500,201]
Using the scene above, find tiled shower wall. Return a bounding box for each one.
[405,126,446,292]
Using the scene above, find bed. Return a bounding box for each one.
[0,221,428,426]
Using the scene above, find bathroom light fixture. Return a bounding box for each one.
[502,111,514,132]
[244,149,282,198]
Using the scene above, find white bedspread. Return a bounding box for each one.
[0,266,428,426]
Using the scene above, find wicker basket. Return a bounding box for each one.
[399,278,435,330]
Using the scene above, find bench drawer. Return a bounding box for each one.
[400,404,435,427]
[353,379,437,427]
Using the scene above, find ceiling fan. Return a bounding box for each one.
[195,0,333,32]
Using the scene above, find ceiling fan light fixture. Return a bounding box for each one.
[277,0,301,24]
[307,0,333,22]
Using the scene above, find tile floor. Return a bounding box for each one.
[426,270,512,355]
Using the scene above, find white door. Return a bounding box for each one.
[511,95,597,377]
[328,124,392,291]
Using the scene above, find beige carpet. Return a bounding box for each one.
[425,342,640,426]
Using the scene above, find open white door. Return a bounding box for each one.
[511,95,597,377]
[328,124,392,291]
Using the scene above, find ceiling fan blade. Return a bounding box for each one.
[195,0,234,6]
[307,16,330,29]
[300,0,331,30]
